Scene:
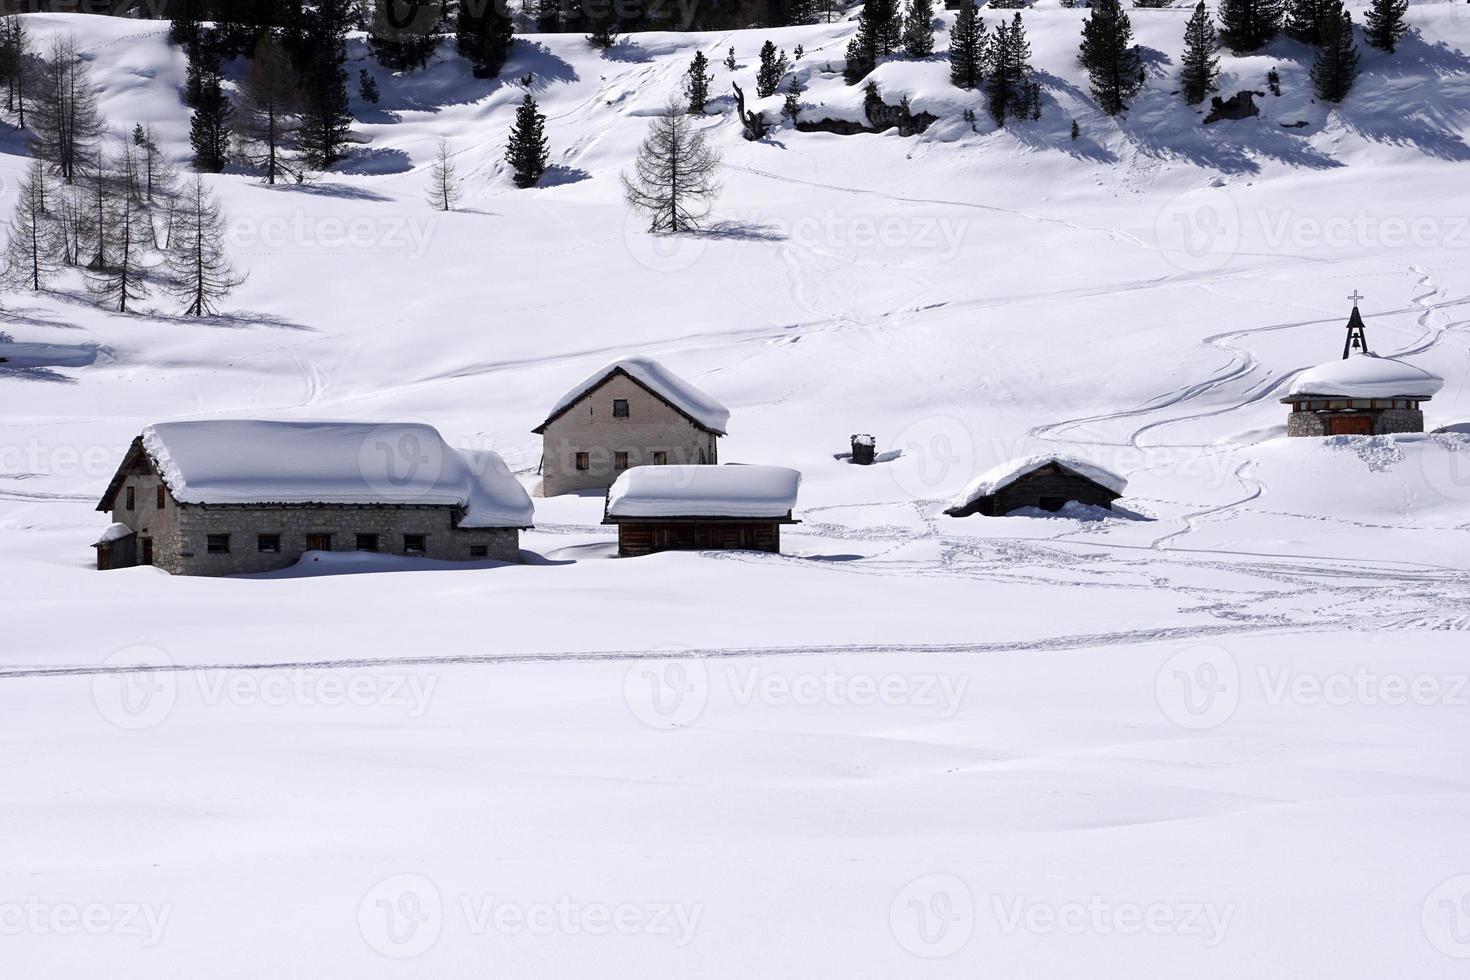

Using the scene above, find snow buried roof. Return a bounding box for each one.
[93,523,134,546]
[606,465,801,519]
[1288,353,1444,399]
[140,420,534,527]
[950,455,1128,509]
[539,357,730,434]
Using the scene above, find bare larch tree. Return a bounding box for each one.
[621,99,722,233]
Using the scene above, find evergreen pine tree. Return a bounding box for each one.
[369,0,438,71]
[189,51,233,173]
[1079,0,1143,115]
[1218,0,1283,52]
[782,73,806,121]
[169,0,205,48]
[166,175,246,317]
[358,69,380,104]
[724,47,738,71]
[948,3,987,90]
[1364,0,1408,52]
[505,93,549,189]
[0,157,59,292]
[1285,0,1332,45]
[757,40,788,97]
[986,12,1032,125]
[586,11,618,50]
[298,0,353,170]
[1311,1,1359,102]
[457,0,515,78]
[620,99,721,233]
[844,0,898,83]
[1180,1,1220,106]
[685,50,714,114]
[1071,118,1080,140]
[903,0,936,57]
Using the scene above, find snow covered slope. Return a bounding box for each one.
[4,6,1470,977]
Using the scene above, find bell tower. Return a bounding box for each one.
[1342,290,1368,359]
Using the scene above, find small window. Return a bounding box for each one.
[306,533,332,551]
[612,398,630,418]
[206,534,231,555]
[355,534,379,552]
[614,451,629,470]
[125,486,135,510]
[156,485,166,509]
[257,534,280,553]
[469,545,488,558]
[403,534,426,555]
[652,451,668,465]
[575,452,590,471]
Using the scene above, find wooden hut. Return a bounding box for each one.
[945,455,1126,518]
[603,464,801,557]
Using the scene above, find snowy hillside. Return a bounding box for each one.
[5,4,1470,977]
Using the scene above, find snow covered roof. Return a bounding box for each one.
[605,465,801,519]
[93,523,134,546]
[1287,353,1444,399]
[103,421,534,527]
[535,357,731,435]
[949,455,1128,509]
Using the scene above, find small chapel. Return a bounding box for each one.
[1282,294,1444,437]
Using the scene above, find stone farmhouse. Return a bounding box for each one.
[94,420,533,576]
[946,455,1126,518]
[534,357,729,496]
[1283,298,1444,437]
[603,464,801,557]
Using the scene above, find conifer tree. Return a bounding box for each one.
[505,93,549,189]
[426,138,461,211]
[189,51,233,173]
[782,73,806,121]
[89,143,149,313]
[1218,0,1283,52]
[844,0,899,83]
[1079,0,1143,115]
[757,40,788,97]
[1180,1,1220,106]
[685,50,714,114]
[1285,0,1332,45]
[0,157,59,292]
[235,34,302,185]
[903,0,935,57]
[724,47,738,71]
[948,3,987,90]
[586,11,618,50]
[1364,0,1408,52]
[1,15,32,129]
[457,0,515,78]
[621,99,721,233]
[298,0,353,169]
[370,0,438,71]
[85,151,114,271]
[1311,1,1359,102]
[32,35,103,185]
[166,175,245,317]
[986,12,1032,126]
[358,69,380,104]
[169,0,204,48]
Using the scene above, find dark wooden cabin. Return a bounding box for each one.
[945,459,1124,518]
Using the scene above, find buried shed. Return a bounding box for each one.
[945,455,1126,518]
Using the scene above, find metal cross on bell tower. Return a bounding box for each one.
[1343,290,1368,359]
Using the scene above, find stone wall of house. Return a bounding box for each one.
[1286,411,1326,438]
[169,505,521,576]
[108,467,185,574]
[1374,409,1425,435]
[540,373,720,496]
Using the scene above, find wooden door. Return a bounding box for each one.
[1328,415,1373,436]
[140,538,153,565]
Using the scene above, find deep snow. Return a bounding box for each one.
[4,5,1470,977]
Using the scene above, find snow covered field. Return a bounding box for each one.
[5,5,1470,976]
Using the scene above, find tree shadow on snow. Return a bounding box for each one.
[540,164,592,187]
[173,310,317,332]
[270,181,394,203]
[334,146,414,176]
[700,219,788,242]
[1331,33,1470,162]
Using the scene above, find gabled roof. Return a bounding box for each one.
[604,465,801,520]
[1286,352,1444,400]
[948,455,1127,510]
[534,357,730,435]
[97,420,535,528]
